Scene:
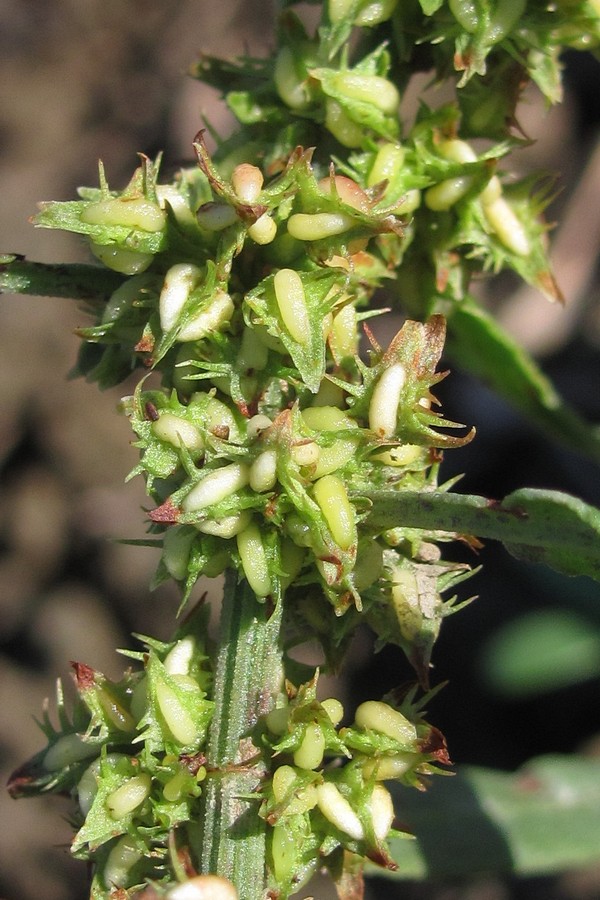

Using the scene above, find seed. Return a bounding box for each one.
[329,302,358,361]
[152,413,204,452]
[318,175,371,213]
[293,722,326,770]
[159,263,202,333]
[43,733,98,772]
[437,138,478,164]
[196,510,252,539]
[363,753,416,780]
[325,99,364,148]
[164,635,196,676]
[248,213,277,244]
[316,782,364,840]
[232,163,264,204]
[480,175,502,206]
[368,142,405,188]
[369,784,395,841]
[178,289,234,342]
[182,463,250,512]
[106,773,152,820]
[301,406,356,432]
[322,697,344,726]
[167,875,238,900]
[448,0,479,32]
[369,363,405,438]
[486,0,526,43]
[196,202,239,231]
[313,474,356,550]
[272,268,311,344]
[483,196,530,256]
[274,46,310,110]
[291,440,320,467]
[354,700,417,745]
[373,443,422,467]
[425,175,474,211]
[162,525,196,581]
[353,540,384,591]
[266,706,290,736]
[249,449,278,492]
[288,211,356,242]
[103,836,143,889]
[102,272,154,324]
[311,438,358,479]
[89,241,153,275]
[393,188,421,214]
[354,0,399,26]
[237,520,272,597]
[156,681,200,745]
[271,822,297,884]
[82,197,166,232]
[77,754,125,816]
[333,72,399,114]
[240,328,269,372]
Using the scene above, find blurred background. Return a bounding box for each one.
[0,2,599,899]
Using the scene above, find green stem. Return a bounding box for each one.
[196,571,284,899]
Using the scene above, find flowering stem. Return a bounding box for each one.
[195,571,284,897]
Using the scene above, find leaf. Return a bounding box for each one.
[379,755,600,879]
[361,487,600,581]
[446,296,600,465]
[0,255,124,301]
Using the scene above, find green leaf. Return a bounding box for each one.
[380,755,600,878]
[361,487,600,581]
[0,255,124,301]
[446,296,600,465]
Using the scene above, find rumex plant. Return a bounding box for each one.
[3,2,600,899]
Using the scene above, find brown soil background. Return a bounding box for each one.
[1,3,599,900]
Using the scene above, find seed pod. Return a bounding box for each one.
[354,700,417,745]
[196,510,252,539]
[316,782,364,840]
[369,784,395,841]
[237,520,271,597]
[288,211,356,242]
[248,213,277,244]
[332,72,400,115]
[425,175,474,211]
[480,175,502,206]
[293,722,326,770]
[250,449,278,492]
[159,263,202,333]
[182,463,250,513]
[325,99,364,148]
[152,413,204,452]
[448,0,479,32]
[322,697,344,726]
[313,474,356,550]
[156,681,200,745]
[106,773,152,820]
[89,241,153,275]
[42,733,98,772]
[369,363,405,438]
[196,202,239,231]
[103,835,143,889]
[393,188,421,214]
[273,268,311,344]
[232,163,264,204]
[167,875,238,900]
[483,196,530,256]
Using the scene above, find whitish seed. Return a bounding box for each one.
[90,242,153,275]
[77,754,125,816]
[330,302,358,360]
[369,363,405,438]
[354,700,417,745]
[368,142,405,188]
[274,46,310,110]
[438,138,478,164]
[196,510,251,539]
[369,784,395,841]
[322,697,344,726]
[333,72,400,114]
[316,782,364,840]
[249,449,278,492]
[164,635,196,676]
[425,175,473,211]
[248,213,277,244]
[273,268,311,344]
[152,413,204,452]
[231,163,264,204]
[162,526,196,581]
[106,773,152,820]
[196,202,239,231]
[318,174,371,213]
[42,733,98,772]
[159,263,202,333]
[237,520,272,597]
[483,196,530,256]
[363,753,416,780]
[287,211,355,241]
[313,474,356,550]
[246,414,273,440]
[103,836,143,889]
[293,722,326,770]
[82,197,166,232]
[325,99,364,148]
[167,875,238,900]
[182,463,250,512]
[291,440,320,467]
[156,681,199,746]
[177,289,234,342]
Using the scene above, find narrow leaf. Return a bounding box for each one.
[361,488,600,581]
[0,255,123,302]
[380,755,600,879]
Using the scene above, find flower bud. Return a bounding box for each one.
[196,510,252,539]
[152,413,204,452]
[369,784,395,841]
[82,197,166,232]
[287,211,356,241]
[316,782,364,840]
[332,72,400,115]
[196,202,239,231]
[89,241,153,275]
[293,722,326,770]
[425,175,474,211]
[156,681,201,745]
[354,700,417,745]
[237,520,272,597]
[313,474,356,550]
[369,363,405,438]
[182,463,250,512]
[162,526,196,581]
[248,213,277,244]
[273,268,311,344]
[249,449,278,492]
[325,99,364,148]
[232,163,264,204]
[368,142,405,188]
[322,697,344,726]
[42,733,98,772]
[483,196,530,256]
[103,836,143,889]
